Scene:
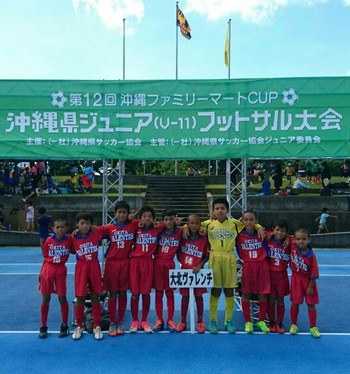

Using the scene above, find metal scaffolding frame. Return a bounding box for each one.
[226,159,247,215]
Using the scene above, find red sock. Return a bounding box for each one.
[131,296,139,321]
[267,303,275,322]
[196,297,204,323]
[308,308,317,328]
[75,305,84,328]
[117,294,127,323]
[60,302,69,324]
[242,300,251,322]
[258,300,268,322]
[92,304,101,329]
[181,298,189,323]
[141,294,151,322]
[165,290,174,321]
[108,298,117,323]
[290,305,299,325]
[277,303,285,323]
[40,304,49,327]
[155,291,164,321]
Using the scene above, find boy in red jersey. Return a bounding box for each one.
[129,206,163,333]
[38,218,74,338]
[236,210,271,334]
[177,214,209,333]
[153,209,182,332]
[71,212,105,340]
[289,228,320,338]
[102,201,139,336]
[266,220,291,333]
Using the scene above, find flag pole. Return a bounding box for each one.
[176,2,179,80]
[227,18,231,79]
[123,18,126,80]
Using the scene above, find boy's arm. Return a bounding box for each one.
[38,258,45,283]
[306,279,315,295]
[192,256,209,273]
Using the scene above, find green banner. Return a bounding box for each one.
[0,77,349,160]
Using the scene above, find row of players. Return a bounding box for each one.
[38,198,320,340]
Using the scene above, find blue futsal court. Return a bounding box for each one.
[0,248,349,373]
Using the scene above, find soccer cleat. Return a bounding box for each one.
[93,326,103,340]
[310,327,321,338]
[108,322,117,337]
[257,321,270,333]
[225,319,236,334]
[289,324,299,335]
[177,322,186,332]
[129,321,139,333]
[72,326,84,340]
[209,319,218,334]
[58,323,69,338]
[39,326,48,338]
[153,320,164,332]
[167,320,177,332]
[116,322,125,335]
[197,322,206,334]
[269,322,277,333]
[140,321,152,333]
[245,321,254,334]
[276,322,285,334]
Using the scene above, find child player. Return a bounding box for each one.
[71,212,105,340]
[177,214,209,333]
[266,220,291,333]
[38,218,74,338]
[289,228,320,338]
[236,210,271,333]
[38,207,51,248]
[102,201,140,336]
[153,208,182,332]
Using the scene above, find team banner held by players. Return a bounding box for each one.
[0,77,349,160]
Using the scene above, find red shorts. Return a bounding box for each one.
[103,258,130,292]
[74,261,102,297]
[290,273,319,305]
[269,270,290,298]
[241,260,271,295]
[180,287,206,297]
[130,257,154,295]
[153,258,175,291]
[40,262,67,296]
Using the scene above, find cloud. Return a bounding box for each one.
[344,0,350,5]
[185,0,328,23]
[72,0,145,33]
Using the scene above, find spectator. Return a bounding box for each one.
[25,201,35,233]
[341,161,349,179]
[271,163,283,193]
[284,163,294,188]
[321,161,332,188]
[186,166,197,177]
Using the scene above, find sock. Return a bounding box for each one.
[117,294,127,323]
[60,302,69,324]
[258,300,268,322]
[40,304,49,327]
[75,305,84,328]
[141,294,151,322]
[181,298,189,323]
[277,303,285,323]
[209,295,220,321]
[196,297,204,323]
[242,300,251,322]
[131,296,139,321]
[290,305,299,325]
[155,291,164,321]
[308,309,317,328]
[225,295,234,321]
[108,298,117,324]
[165,290,175,321]
[268,303,275,322]
[92,303,101,329]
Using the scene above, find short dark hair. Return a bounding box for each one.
[139,206,155,219]
[242,210,257,219]
[187,214,201,223]
[162,208,177,218]
[75,211,94,224]
[212,198,229,210]
[38,207,46,214]
[322,207,328,213]
[274,220,289,232]
[295,228,310,238]
[114,200,130,214]
[53,218,67,226]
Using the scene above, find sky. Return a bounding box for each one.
[1,0,350,81]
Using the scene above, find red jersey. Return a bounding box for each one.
[154,227,183,260]
[236,230,269,262]
[177,235,209,269]
[103,220,139,260]
[267,236,290,271]
[73,226,104,263]
[42,234,74,264]
[290,242,319,280]
[131,225,163,258]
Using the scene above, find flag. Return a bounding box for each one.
[177,7,191,40]
[225,23,230,67]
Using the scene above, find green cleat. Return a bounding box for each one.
[245,321,253,334]
[225,319,236,334]
[310,327,321,338]
[209,319,218,334]
[289,324,299,335]
[257,321,270,333]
